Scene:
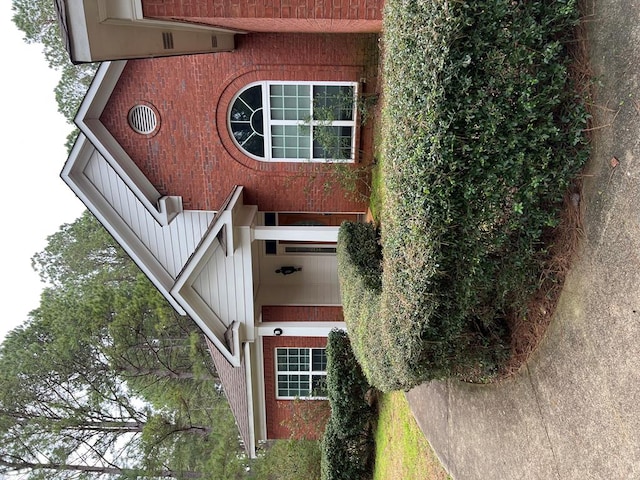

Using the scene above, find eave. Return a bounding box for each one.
[55,0,240,64]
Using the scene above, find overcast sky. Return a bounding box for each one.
[0,3,85,341]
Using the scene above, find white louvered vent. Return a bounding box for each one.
[128,105,158,135]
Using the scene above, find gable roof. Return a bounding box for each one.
[206,338,255,457]
[62,59,257,362]
[62,60,189,314]
[61,58,258,457]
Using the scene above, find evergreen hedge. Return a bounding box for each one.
[320,330,376,480]
[340,0,590,390]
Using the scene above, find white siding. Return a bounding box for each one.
[259,253,338,286]
[256,252,341,305]
[83,151,215,278]
[192,242,247,329]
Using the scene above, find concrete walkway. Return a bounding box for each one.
[406,1,640,478]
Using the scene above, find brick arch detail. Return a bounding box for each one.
[215,66,362,173]
[100,34,377,212]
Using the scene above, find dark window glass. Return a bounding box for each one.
[313,126,353,160]
[313,85,354,121]
[229,85,265,158]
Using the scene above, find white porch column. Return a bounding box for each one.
[252,225,339,242]
[257,321,346,337]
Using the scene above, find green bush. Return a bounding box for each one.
[336,224,393,388]
[250,439,321,480]
[320,330,376,480]
[340,0,590,390]
[321,419,373,480]
[337,222,382,293]
[325,330,374,435]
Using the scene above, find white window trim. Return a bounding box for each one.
[228,81,358,163]
[280,243,337,255]
[275,347,328,400]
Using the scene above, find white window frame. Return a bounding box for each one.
[275,347,328,400]
[228,81,358,163]
[281,243,337,255]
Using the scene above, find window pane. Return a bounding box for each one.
[243,133,265,157]
[230,85,265,158]
[284,136,299,148]
[298,85,310,97]
[271,96,283,109]
[312,349,327,372]
[270,84,283,96]
[270,84,311,122]
[284,109,299,121]
[271,125,311,159]
[285,148,299,158]
[313,85,354,121]
[283,84,297,96]
[338,126,352,137]
[298,96,311,110]
[313,126,353,160]
[231,123,253,144]
[230,101,252,122]
[240,85,263,110]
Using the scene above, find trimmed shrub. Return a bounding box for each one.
[325,330,374,436]
[340,0,590,390]
[337,222,382,293]
[321,330,376,480]
[321,418,373,480]
[336,223,392,388]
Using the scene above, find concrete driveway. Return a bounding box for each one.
[406,1,640,478]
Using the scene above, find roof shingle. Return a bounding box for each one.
[205,337,253,456]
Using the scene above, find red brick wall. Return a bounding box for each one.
[262,305,344,322]
[263,336,330,439]
[142,0,382,33]
[101,33,378,212]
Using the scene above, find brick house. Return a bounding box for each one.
[57,0,382,457]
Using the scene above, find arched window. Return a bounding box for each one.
[228,81,357,162]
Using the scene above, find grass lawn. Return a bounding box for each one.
[373,392,451,480]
